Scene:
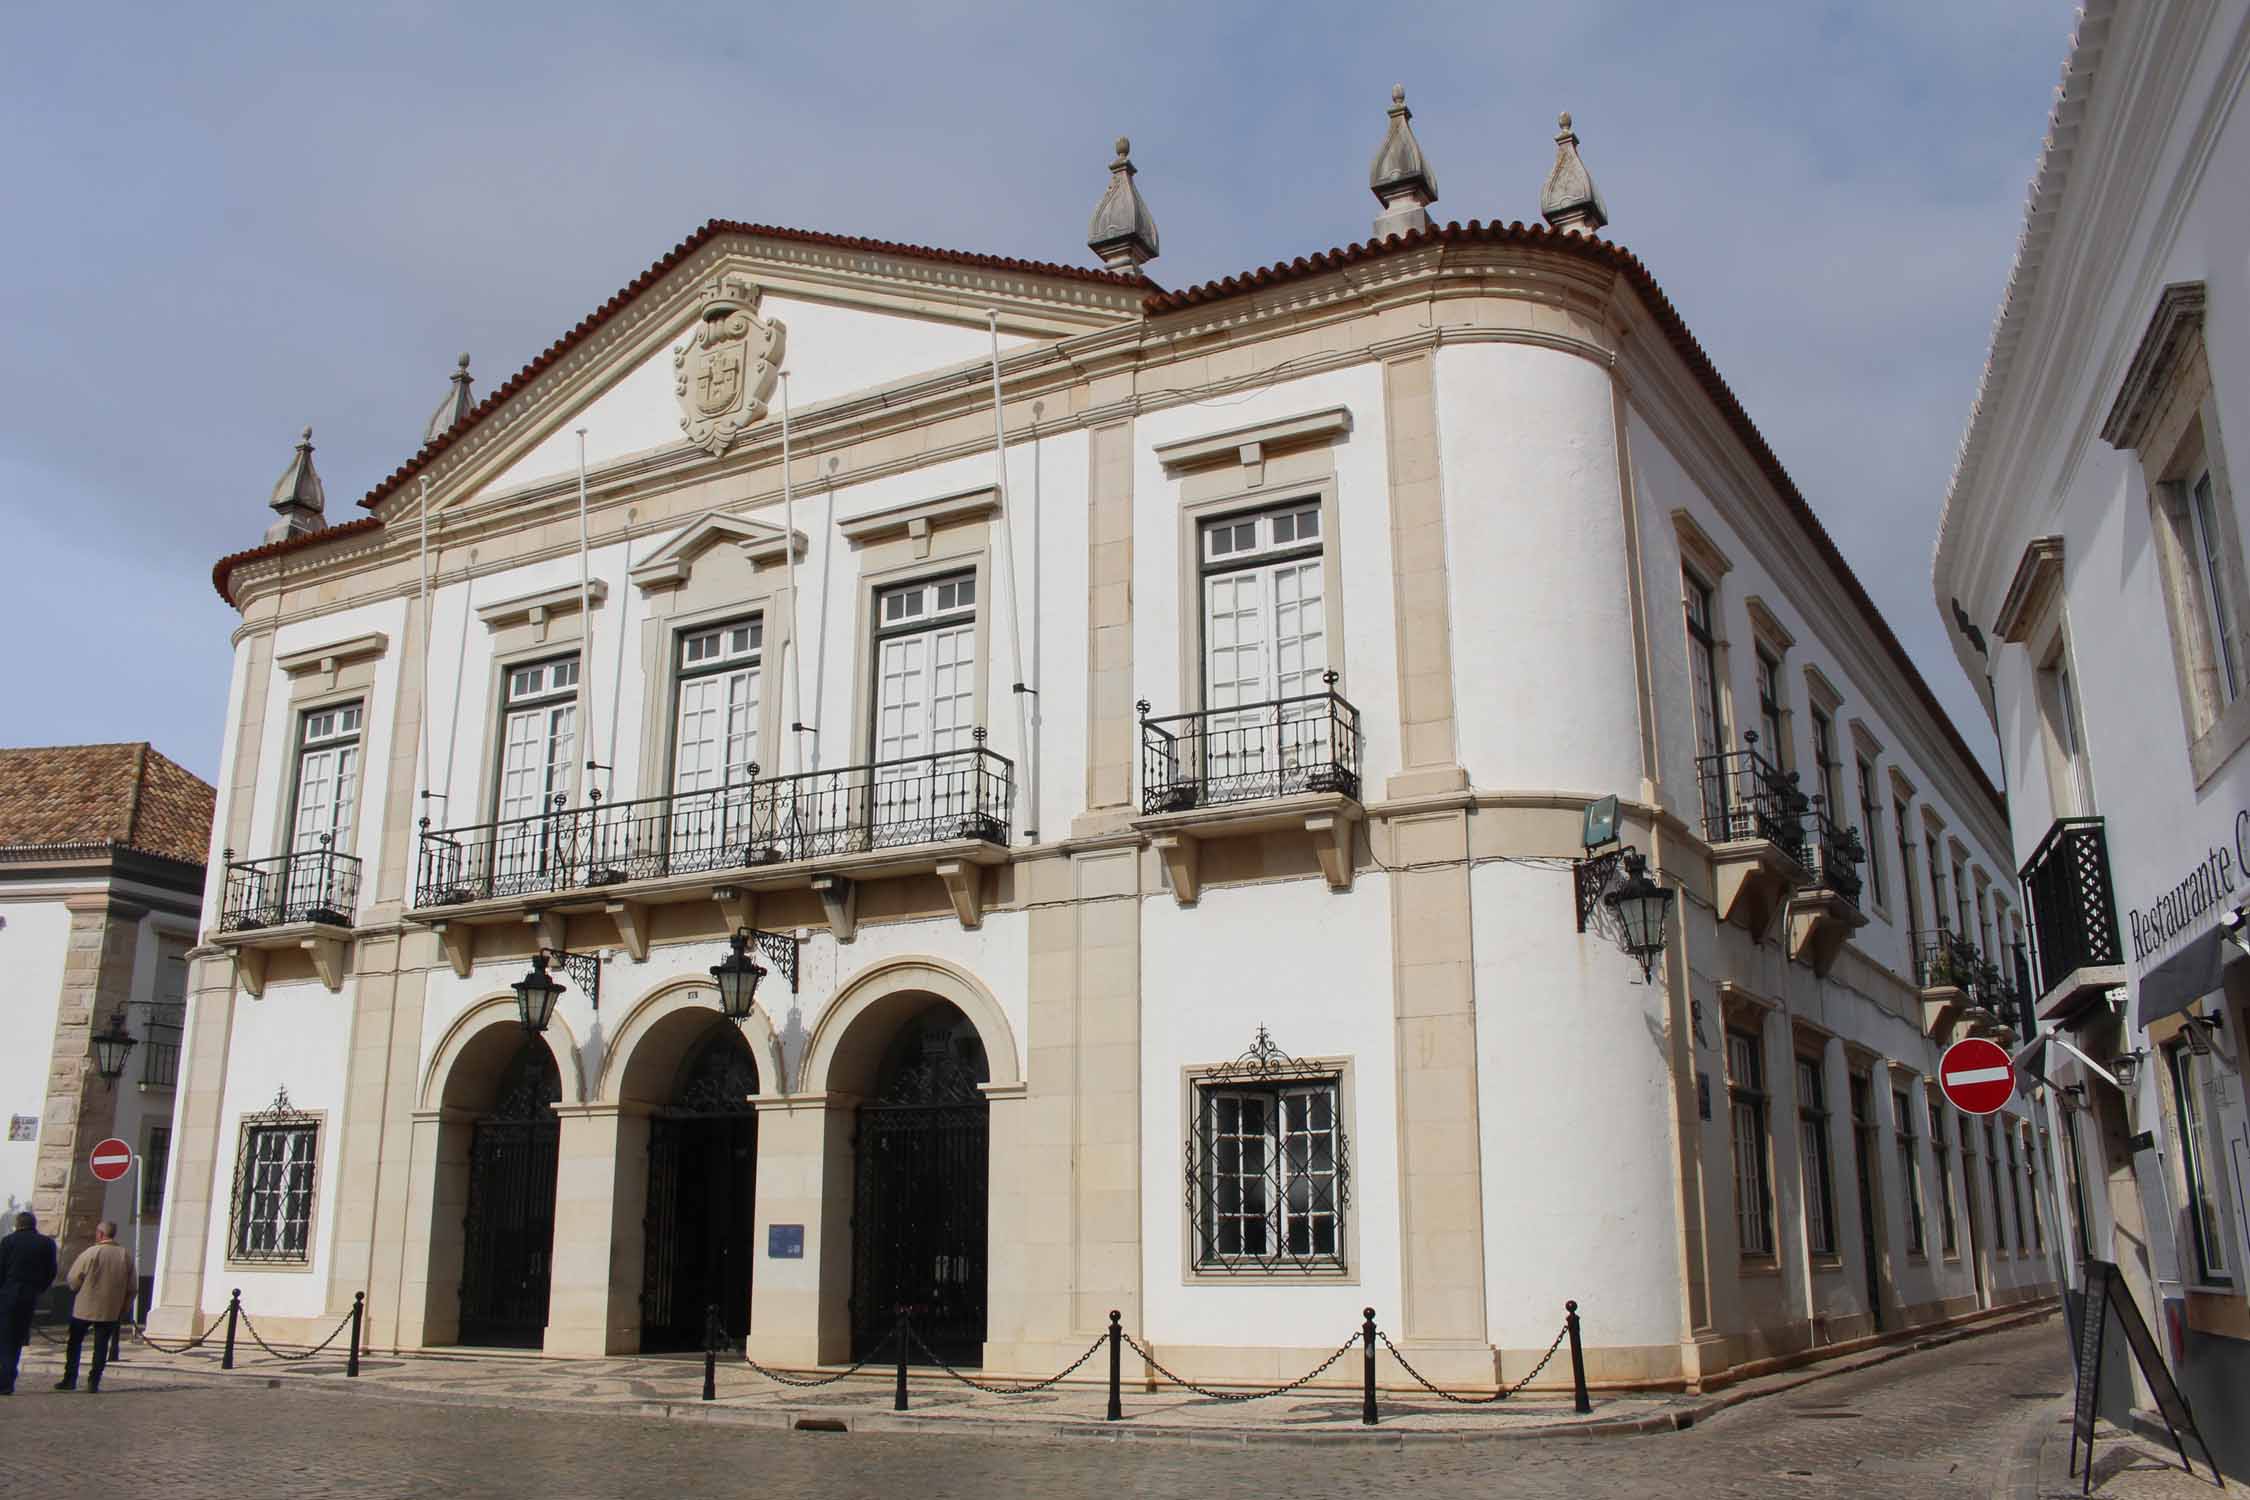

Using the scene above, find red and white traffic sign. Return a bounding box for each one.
[1938,1037,2016,1116]
[88,1137,133,1182]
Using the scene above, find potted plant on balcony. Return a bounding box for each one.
[1150,780,1202,814]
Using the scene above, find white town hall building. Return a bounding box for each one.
[149,94,2056,1393]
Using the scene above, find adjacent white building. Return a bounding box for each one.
[153,95,2054,1394]
[1934,0,2250,1477]
[0,742,212,1313]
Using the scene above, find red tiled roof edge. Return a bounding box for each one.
[1143,218,2003,819]
[212,515,382,606]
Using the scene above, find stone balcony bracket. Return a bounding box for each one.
[1131,791,1362,907]
[1786,887,1869,977]
[1707,838,1809,944]
[210,923,352,997]
[1918,984,1966,1043]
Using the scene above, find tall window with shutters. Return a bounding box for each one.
[492,656,580,890]
[1895,1086,1926,1255]
[1729,1030,1774,1257]
[1200,503,1330,784]
[671,619,761,860]
[1797,1056,1837,1256]
[289,702,362,857]
[1929,1093,1958,1256]
[1857,755,1886,903]
[1684,569,1726,765]
[871,574,979,834]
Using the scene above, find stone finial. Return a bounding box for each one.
[1086,136,1159,272]
[1369,85,1439,239]
[265,426,326,542]
[424,352,475,446]
[1541,111,1608,235]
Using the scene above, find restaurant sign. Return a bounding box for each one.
[2126,810,2249,969]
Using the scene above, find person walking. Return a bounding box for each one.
[0,1210,60,1396]
[55,1220,134,1393]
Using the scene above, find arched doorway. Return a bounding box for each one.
[459,1036,561,1347]
[852,1001,990,1365]
[641,1022,759,1351]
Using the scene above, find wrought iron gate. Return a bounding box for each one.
[852,1057,989,1366]
[459,1040,561,1348]
[641,1029,760,1351]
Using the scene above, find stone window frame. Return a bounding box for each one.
[1673,509,1738,766]
[478,593,595,822]
[842,515,996,775]
[223,1099,325,1273]
[2158,1032,2236,1289]
[649,605,775,800]
[1743,597,1795,772]
[1172,474,1347,719]
[2104,284,2250,784]
[1721,985,1778,1264]
[1792,1037,1840,1264]
[1925,1086,1960,1259]
[1178,1046,1358,1286]
[1887,1067,1927,1260]
[274,693,369,864]
[1849,721,1891,919]
[1801,666,1845,817]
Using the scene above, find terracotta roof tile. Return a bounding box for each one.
[0,743,215,866]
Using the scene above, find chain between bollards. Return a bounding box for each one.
[347,1292,364,1378]
[1566,1299,1589,1414]
[1106,1310,1123,1421]
[893,1305,910,1412]
[1361,1307,1378,1426]
[221,1288,241,1370]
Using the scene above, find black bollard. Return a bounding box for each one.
[1566,1300,1590,1415]
[1361,1307,1378,1427]
[703,1303,721,1403]
[893,1306,910,1412]
[221,1288,241,1371]
[347,1292,364,1378]
[1106,1310,1123,1421]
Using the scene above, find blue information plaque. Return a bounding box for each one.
[768,1223,805,1259]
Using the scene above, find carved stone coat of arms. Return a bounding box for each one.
[674,275,786,456]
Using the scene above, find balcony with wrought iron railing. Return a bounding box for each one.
[1784,801,1869,975]
[211,839,364,999]
[407,740,1015,952]
[139,1038,180,1090]
[1134,679,1364,905]
[219,840,361,932]
[1914,930,1997,1040]
[1694,735,1813,941]
[2018,816,2125,1025]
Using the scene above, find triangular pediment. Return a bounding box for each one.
[630,510,805,591]
[376,224,1144,526]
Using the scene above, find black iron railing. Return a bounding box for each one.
[1916,930,1991,996]
[2017,816,2123,1001]
[1138,679,1362,816]
[220,841,362,931]
[1802,804,1866,906]
[139,1040,180,1089]
[413,741,1013,908]
[1694,740,1810,863]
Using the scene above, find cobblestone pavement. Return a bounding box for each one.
[0,1318,2103,1498]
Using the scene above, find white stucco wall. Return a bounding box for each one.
[1138,874,1401,1348]
[0,897,73,1213]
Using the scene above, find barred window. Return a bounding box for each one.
[1986,1121,2010,1252]
[1796,1057,1836,1256]
[1186,1029,1348,1275]
[142,1125,171,1216]
[1729,1030,1773,1257]
[229,1091,318,1265]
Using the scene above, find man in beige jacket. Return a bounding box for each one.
[56,1221,134,1393]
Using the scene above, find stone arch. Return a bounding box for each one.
[418,994,587,1113]
[798,955,1020,1096]
[595,977,783,1107]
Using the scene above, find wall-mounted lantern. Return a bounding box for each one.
[708,928,800,1021]
[89,1013,139,1085]
[1573,795,1676,984]
[512,948,599,1033]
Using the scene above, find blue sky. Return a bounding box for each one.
[0,1,2071,783]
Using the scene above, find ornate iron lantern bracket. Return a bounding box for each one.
[540,947,602,1011]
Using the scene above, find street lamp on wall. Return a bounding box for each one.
[512,948,600,1033]
[1604,849,1677,983]
[89,1013,138,1085]
[708,928,800,1021]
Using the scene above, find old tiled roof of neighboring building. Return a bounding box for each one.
[0,743,216,868]
[206,213,2004,818]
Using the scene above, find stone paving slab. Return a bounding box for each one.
[15,1302,2059,1447]
[2020,1415,2229,1498]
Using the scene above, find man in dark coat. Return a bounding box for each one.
[1,1209,60,1395]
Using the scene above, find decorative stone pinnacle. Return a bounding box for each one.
[1541,108,1609,235]
[264,424,327,542]
[1369,82,1438,240]
[425,351,477,445]
[1087,134,1159,271]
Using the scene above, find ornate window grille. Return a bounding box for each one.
[228,1088,319,1265]
[1185,1028,1348,1275]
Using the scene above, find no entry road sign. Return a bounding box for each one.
[1938,1037,2015,1116]
[88,1137,133,1182]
